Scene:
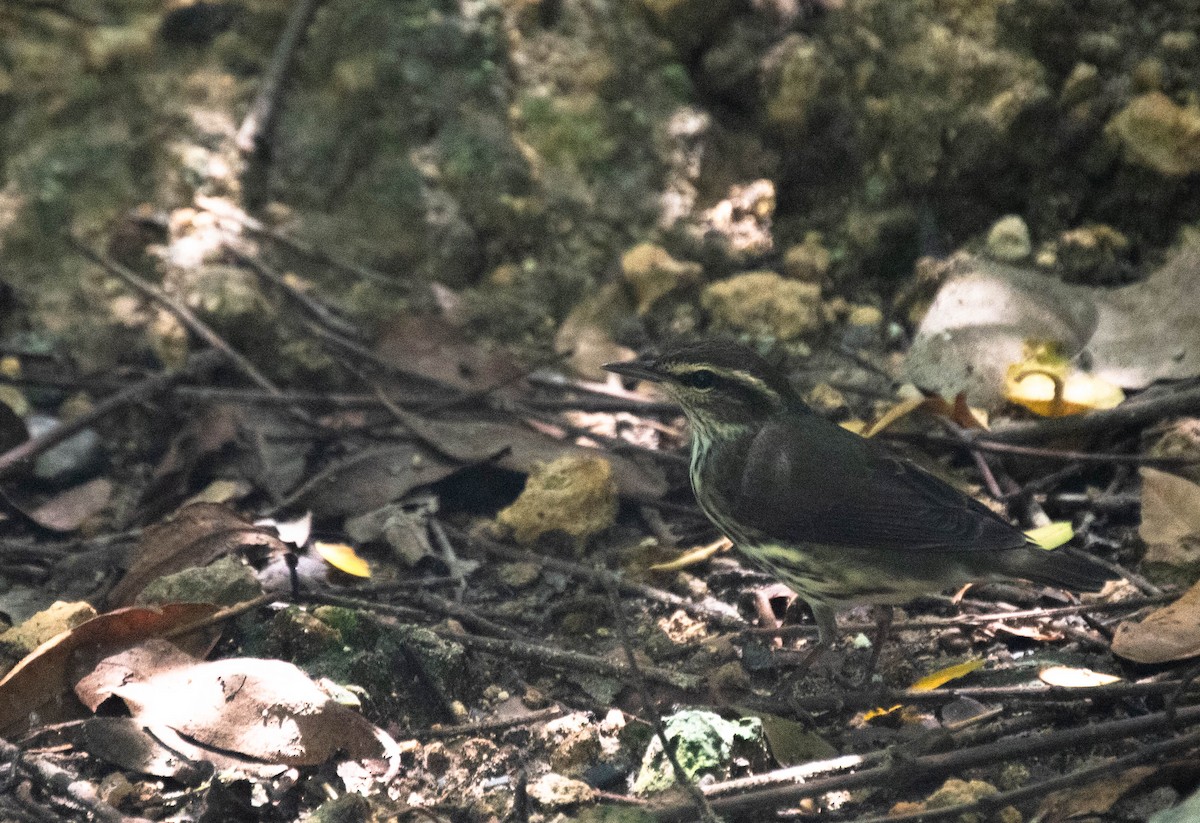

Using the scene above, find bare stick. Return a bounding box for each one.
[234,0,323,156]
[69,239,284,399]
[0,349,223,479]
[651,703,1200,821]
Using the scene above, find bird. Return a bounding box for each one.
[604,339,1118,653]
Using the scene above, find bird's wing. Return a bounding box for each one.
[732,417,1028,553]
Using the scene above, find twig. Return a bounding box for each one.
[981,381,1200,444]
[234,0,323,156]
[855,727,1200,823]
[652,703,1200,821]
[741,594,1175,637]
[602,574,718,822]
[0,736,154,823]
[229,247,363,339]
[779,677,1200,712]
[409,706,566,740]
[68,239,292,404]
[196,195,407,288]
[886,431,1197,466]
[0,349,223,479]
[426,623,700,691]
[161,593,277,640]
[441,525,746,630]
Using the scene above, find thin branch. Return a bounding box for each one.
[981,381,1200,444]
[651,703,1200,821]
[441,524,746,630]
[855,727,1200,823]
[602,576,719,822]
[234,0,323,156]
[0,349,223,479]
[68,239,290,402]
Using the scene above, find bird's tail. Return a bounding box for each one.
[1000,546,1119,593]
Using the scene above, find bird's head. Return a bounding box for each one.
[604,341,802,438]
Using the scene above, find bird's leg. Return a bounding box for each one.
[795,601,838,671]
[864,606,894,679]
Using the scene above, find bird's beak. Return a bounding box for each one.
[603,355,665,383]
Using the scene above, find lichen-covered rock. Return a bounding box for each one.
[639,0,737,56]
[701,271,823,340]
[527,773,597,808]
[1056,224,1130,284]
[497,454,618,548]
[1106,91,1200,176]
[136,556,262,607]
[620,243,701,314]
[782,232,832,282]
[541,712,603,776]
[762,35,838,134]
[985,215,1032,263]
[0,601,96,659]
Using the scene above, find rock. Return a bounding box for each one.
[619,243,701,314]
[27,414,105,486]
[782,232,831,282]
[1131,58,1167,93]
[541,712,603,776]
[527,773,596,808]
[985,215,1032,263]
[1060,62,1100,108]
[639,0,736,56]
[804,383,847,415]
[847,304,883,330]
[497,454,618,549]
[1057,224,1130,284]
[496,561,541,588]
[701,271,823,341]
[0,601,96,660]
[700,179,777,261]
[1149,418,1200,485]
[1161,31,1199,54]
[136,556,262,607]
[1106,92,1200,176]
[762,35,834,133]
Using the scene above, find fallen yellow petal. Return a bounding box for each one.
[314,541,372,578]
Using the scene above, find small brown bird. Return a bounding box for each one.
[605,340,1117,649]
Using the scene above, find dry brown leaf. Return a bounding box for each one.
[376,314,525,392]
[294,443,460,518]
[82,717,218,781]
[139,404,242,512]
[76,639,394,768]
[107,503,284,607]
[1139,467,1200,568]
[26,478,114,532]
[1112,580,1200,663]
[0,603,221,736]
[1037,765,1158,822]
[417,416,668,502]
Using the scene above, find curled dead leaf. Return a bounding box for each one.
[1112,581,1200,664]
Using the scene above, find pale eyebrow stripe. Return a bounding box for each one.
[667,364,782,404]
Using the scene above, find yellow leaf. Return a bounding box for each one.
[1038,665,1121,688]
[314,541,371,578]
[648,538,731,572]
[1024,522,1074,550]
[910,658,985,691]
[864,659,985,721]
[1004,344,1124,417]
[860,704,903,722]
[861,396,927,438]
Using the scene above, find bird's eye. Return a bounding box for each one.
[685,369,717,390]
